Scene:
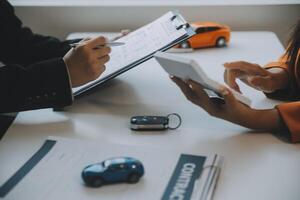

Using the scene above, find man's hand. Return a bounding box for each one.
[171,76,283,131]
[223,61,289,93]
[63,36,111,87]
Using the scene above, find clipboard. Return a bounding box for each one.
[72,11,195,98]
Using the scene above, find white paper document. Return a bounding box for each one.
[0,137,221,200]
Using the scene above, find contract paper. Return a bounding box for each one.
[0,137,221,200]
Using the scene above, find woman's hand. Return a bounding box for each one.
[171,76,283,131]
[223,61,289,93]
[63,36,111,87]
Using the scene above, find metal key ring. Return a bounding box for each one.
[166,113,182,130]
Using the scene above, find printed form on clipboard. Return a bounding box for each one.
[72,11,195,97]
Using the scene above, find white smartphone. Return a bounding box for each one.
[154,51,251,106]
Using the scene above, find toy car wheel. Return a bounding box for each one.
[180,41,191,49]
[127,174,140,183]
[216,37,226,47]
[92,178,104,187]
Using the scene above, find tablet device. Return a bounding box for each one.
[154,51,251,106]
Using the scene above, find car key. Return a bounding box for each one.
[130,114,181,131]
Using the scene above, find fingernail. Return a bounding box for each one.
[222,89,229,96]
[219,86,229,95]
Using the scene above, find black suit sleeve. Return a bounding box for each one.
[0,59,73,113]
[0,0,72,65]
[0,0,74,113]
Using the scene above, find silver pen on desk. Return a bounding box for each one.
[70,42,125,48]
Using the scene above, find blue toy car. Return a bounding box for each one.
[82,157,144,187]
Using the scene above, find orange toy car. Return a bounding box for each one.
[177,22,231,50]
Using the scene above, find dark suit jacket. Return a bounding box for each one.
[0,0,75,113]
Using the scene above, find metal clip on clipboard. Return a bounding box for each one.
[170,14,190,30]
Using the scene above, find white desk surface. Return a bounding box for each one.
[1,31,300,200]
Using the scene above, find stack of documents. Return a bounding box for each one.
[0,137,221,200]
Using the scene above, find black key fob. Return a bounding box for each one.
[130,116,169,131]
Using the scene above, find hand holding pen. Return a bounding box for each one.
[64,31,128,87]
[70,29,129,49]
[63,36,112,87]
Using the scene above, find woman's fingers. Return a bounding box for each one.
[171,77,242,118]
[187,80,211,103]
[187,80,217,114]
[223,61,276,92]
[218,86,237,107]
[224,61,269,76]
[247,75,275,93]
[224,69,242,93]
[171,77,198,104]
